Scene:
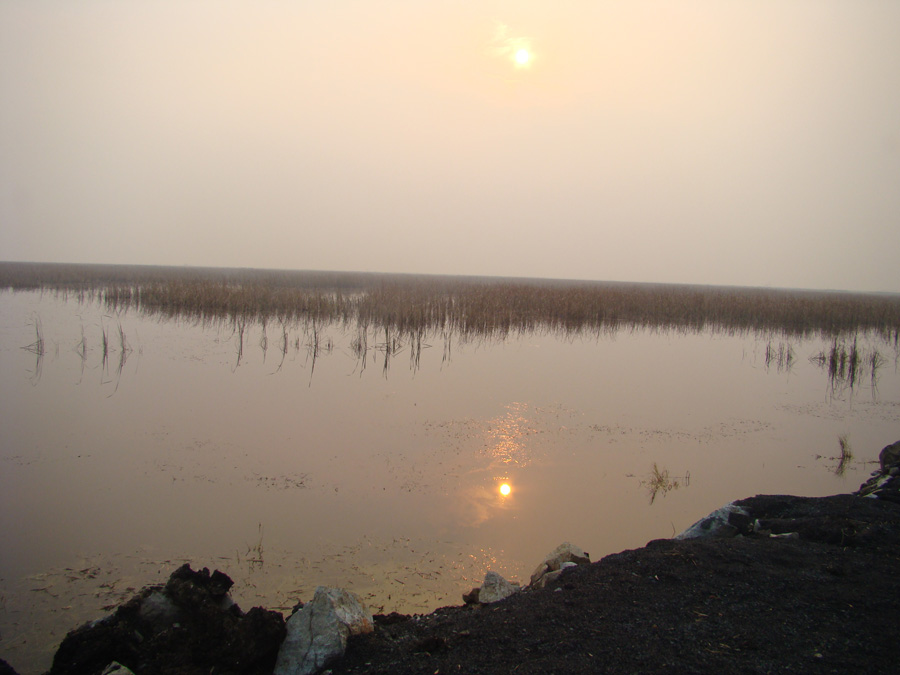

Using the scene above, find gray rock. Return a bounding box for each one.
[879,440,900,472]
[530,542,591,588]
[274,586,373,675]
[477,571,520,604]
[675,502,750,540]
[535,561,580,590]
[101,663,136,675]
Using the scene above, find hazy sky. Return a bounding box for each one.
[1,1,898,292]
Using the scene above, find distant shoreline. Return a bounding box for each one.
[2,260,900,296]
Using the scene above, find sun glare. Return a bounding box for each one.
[499,483,512,496]
[514,48,531,66]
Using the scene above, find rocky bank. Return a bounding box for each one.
[4,441,900,675]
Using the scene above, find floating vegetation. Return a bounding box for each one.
[641,463,691,505]
[251,473,310,491]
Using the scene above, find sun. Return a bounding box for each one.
[514,48,531,67]
[499,483,512,496]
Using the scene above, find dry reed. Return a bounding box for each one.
[642,463,690,504]
[3,262,900,349]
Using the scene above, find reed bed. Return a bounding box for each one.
[3,262,900,345]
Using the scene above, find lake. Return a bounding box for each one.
[1,285,898,673]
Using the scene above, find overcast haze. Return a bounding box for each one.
[1,1,899,292]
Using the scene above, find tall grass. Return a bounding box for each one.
[809,338,886,392]
[764,340,795,372]
[3,262,900,346]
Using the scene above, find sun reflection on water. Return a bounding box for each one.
[483,401,538,468]
[422,402,581,527]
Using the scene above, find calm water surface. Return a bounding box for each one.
[1,290,898,673]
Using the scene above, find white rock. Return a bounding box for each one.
[274,586,374,675]
[477,571,520,604]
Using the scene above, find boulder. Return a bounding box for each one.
[879,440,900,473]
[477,571,520,604]
[536,561,580,589]
[274,586,374,675]
[675,502,750,540]
[530,543,591,588]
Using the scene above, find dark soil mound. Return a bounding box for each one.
[331,491,900,675]
[47,565,284,675]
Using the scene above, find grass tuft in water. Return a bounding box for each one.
[22,316,45,356]
[810,339,885,392]
[835,434,854,476]
[642,463,690,504]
